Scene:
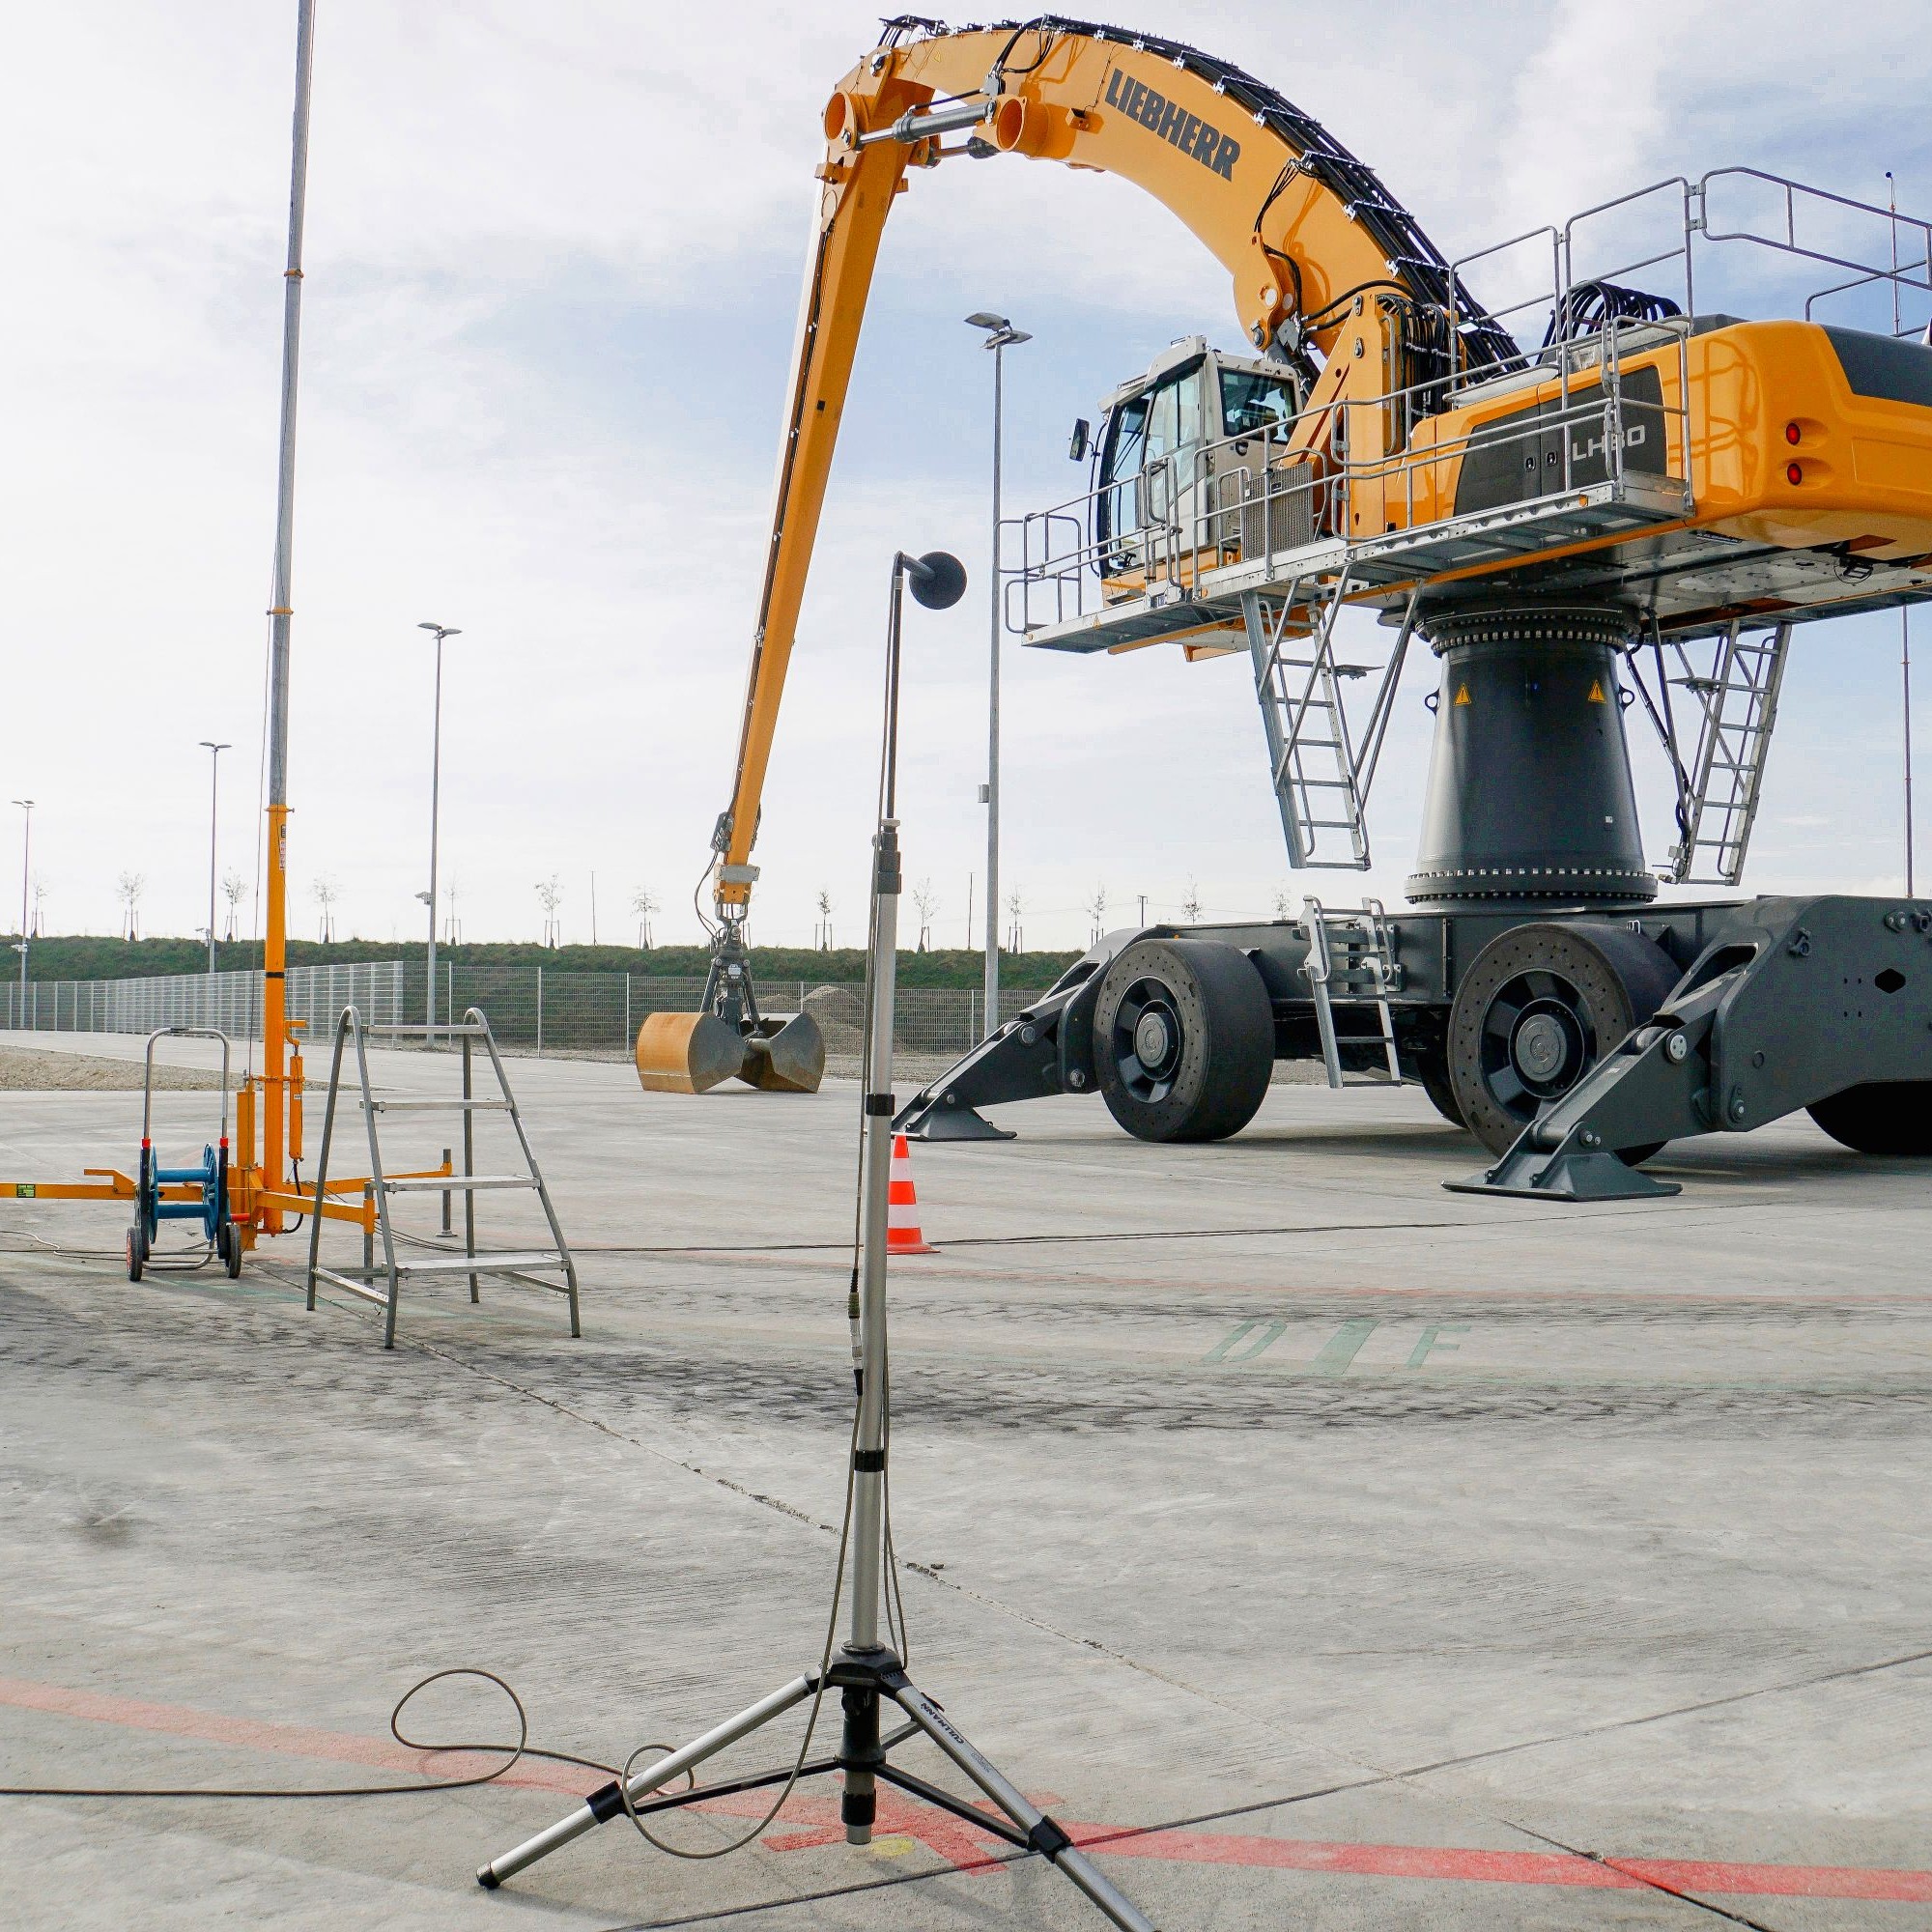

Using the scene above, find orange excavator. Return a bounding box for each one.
[639,16,1932,1202]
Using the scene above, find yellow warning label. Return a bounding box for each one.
[1587,679,1605,703]
[1455,684,1471,706]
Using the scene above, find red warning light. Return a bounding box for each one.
[1784,421,1802,444]
[1786,461,1804,485]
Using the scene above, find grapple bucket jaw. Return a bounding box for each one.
[635,1011,749,1094]
[737,1012,826,1092]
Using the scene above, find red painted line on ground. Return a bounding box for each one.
[0,1673,589,1798]
[6,1673,1930,1903]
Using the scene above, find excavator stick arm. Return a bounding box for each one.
[710,17,1501,900]
[650,18,1511,1096]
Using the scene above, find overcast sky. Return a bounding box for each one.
[4,1,1931,953]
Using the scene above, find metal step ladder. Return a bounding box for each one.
[304,1006,580,1349]
[1243,579,1415,870]
[1662,620,1792,885]
[1302,897,1405,1090]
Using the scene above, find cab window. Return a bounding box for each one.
[1220,367,1299,438]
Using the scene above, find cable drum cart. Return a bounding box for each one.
[125,1027,243,1282]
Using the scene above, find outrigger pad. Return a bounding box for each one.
[636,1011,746,1094]
[1445,1147,1680,1201]
[736,1013,826,1094]
[895,1091,1016,1141]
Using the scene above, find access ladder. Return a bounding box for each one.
[304,1006,580,1348]
[1301,897,1406,1090]
[1662,620,1793,885]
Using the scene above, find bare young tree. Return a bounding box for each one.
[30,879,47,938]
[1084,882,1109,947]
[630,885,659,950]
[911,878,938,952]
[1005,886,1024,954]
[221,868,249,940]
[1271,885,1293,922]
[1181,877,1204,923]
[443,879,461,947]
[815,886,835,952]
[117,870,144,942]
[312,875,337,944]
[535,874,564,949]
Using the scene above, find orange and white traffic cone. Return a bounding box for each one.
[886,1132,937,1255]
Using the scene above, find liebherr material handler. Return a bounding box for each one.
[639,14,1932,1201]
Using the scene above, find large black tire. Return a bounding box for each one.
[1806,1082,1932,1155]
[1406,1040,1468,1129]
[1447,923,1681,1156]
[1093,938,1274,1143]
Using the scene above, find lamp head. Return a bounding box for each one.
[902,550,968,611]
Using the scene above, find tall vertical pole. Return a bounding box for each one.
[428,632,443,1038]
[1906,608,1917,898]
[983,341,1002,1039]
[263,0,316,1229]
[13,801,32,997]
[201,742,229,974]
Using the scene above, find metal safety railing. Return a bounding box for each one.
[1006,310,1691,637]
[1005,162,1932,641]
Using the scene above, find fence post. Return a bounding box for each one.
[624,971,630,1050]
[536,965,543,1057]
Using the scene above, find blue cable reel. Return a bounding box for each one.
[126,1027,243,1282]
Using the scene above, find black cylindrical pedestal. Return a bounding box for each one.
[1406,608,1657,908]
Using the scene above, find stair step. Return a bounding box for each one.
[362,1097,512,1112]
[383,1175,539,1193]
[392,1250,565,1277]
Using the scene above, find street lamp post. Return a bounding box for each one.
[11,799,31,1007]
[199,742,230,974]
[417,623,461,1041]
[965,312,1031,1037]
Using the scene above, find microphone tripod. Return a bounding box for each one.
[475,549,1157,1931]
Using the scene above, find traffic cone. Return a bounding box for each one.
[886,1133,937,1255]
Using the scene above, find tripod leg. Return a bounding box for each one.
[889,1681,1159,1932]
[477,1673,816,1889]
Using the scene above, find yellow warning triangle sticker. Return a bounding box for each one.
[1454,683,1471,706]
[1587,679,1605,703]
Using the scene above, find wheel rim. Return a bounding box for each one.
[1477,969,1597,1124]
[1109,976,1185,1103]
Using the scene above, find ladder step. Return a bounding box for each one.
[383,1175,539,1193]
[358,1024,491,1037]
[310,1266,392,1306]
[362,1097,512,1112]
[391,1250,566,1277]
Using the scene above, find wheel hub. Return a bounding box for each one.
[1111,977,1184,1102]
[1512,1008,1575,1087]
[1133,1009,1174,1070]
[1476,969,1598,1128]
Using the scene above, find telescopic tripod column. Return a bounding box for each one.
[477,551,1157,1931]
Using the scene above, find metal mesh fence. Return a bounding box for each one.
[0,962,407,1041]
[0,962,1045,1063]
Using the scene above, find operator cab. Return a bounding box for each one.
[1081,336,1306,582]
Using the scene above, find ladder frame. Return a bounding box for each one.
[1630,619,1793,886]
[304,1006,580,1348]
[1244,581,1417,870]
[1303,896,1406,1090]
